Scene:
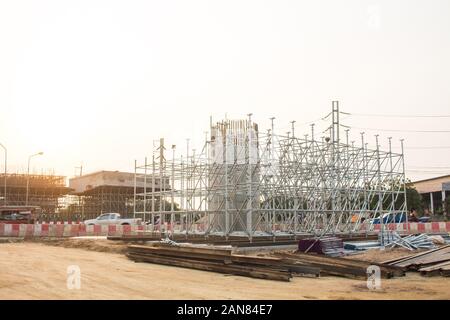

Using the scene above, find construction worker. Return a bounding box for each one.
[408,208,419,222]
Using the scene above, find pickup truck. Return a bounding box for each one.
[83,213,142,226]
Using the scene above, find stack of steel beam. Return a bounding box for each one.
[273,251,405,279]
[126,244,321,281]
[126,243,405,281]
[298,237,344,256]
[383,244,450,276]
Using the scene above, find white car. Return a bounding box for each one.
[83,213,142,226]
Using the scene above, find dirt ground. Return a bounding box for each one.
[1,242,449,300]
[34,237,129,254]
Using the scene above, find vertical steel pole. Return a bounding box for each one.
[442,190,446,213]
[388,137,395,213]
[291,121,296,138]
[159,138,165,232]
[152,154,155,231]
[25,152,43,206]
[133,159,137,219]
[26,156,31,206]
[270,117,275,236]
[186,139,190,235]
[224,125,229,237]
[0,143,6,206]
[360,132,368,234]
[144,157,147,222]
[430,192,434,215]
[180,155,184,233]
[171,146,175,235]
[375,134,384,247]
[247,114,253,239]
[400,139,409,230]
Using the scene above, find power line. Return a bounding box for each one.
[409,166,450,169]
[297,115,329,126]
[408,172,450,175]
[388,146,450,150]
[342,112,450,118]
[344,125,450,133]
[405,146,450,149]
[406,168,450,172]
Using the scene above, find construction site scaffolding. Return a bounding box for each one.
[0,173,71,215]
[133,101,408,240]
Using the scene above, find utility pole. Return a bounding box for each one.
[74,163,84,221]
[332,100,340,144]
[26,152,44,206]
[75,164,83,177]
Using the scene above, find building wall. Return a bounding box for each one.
[410,175,450,194]
[69,171,168,194]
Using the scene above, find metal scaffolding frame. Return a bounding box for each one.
[0,173,71,214]
[67,170,166,221]
[134,102,408,239]
[66,186,137,220]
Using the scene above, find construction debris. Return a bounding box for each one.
[383,244,450,276]
[159,238,180,246]
[381,232,436,250]
[428,235,446,245]
[343,233,446,252]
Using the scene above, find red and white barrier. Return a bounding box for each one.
[37,221,80,225]
[0,222,449,238]
[369,222,450,234]
[0,223,151,238]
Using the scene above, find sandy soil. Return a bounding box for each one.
[35,237,129,254]
[0,242,449,300]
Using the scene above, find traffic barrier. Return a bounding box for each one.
[369,222,450,234]
[0,222,449,238]
[0,223,155,238]
[108,224,117,236]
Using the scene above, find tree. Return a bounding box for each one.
[444,197,450,218]
[404,185,423,214]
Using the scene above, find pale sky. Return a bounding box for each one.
[0,0,449,182]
